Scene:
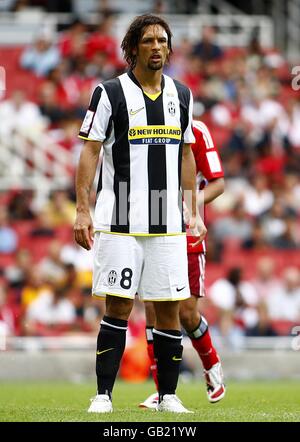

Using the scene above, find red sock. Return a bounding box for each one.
[146,340,159,391]
[189,318,219,371]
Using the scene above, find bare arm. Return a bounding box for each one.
[198,177,225,206]
[74,140,102,250]
[181,143,207,244]
[181,143,197,218]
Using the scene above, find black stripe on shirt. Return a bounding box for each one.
[173,80,191,136]
[144,93,167,234]
[96,163,103,197]
[103,78,130,233]
[174,81,191,234]
[178,141,185,233]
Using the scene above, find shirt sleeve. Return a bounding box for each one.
[183,89,196,144]
[192,121,224,181]
[78,84,112,142]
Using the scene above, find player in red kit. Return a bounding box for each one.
[140,120,225,408]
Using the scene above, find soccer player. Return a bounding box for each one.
[139,119,226,409]
[74,14,206,413]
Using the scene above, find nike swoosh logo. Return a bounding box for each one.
[129,107,144,115]
[172,356,182,361]
[176,286,185,292]
[96,348,114,356]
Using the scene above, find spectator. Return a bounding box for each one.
[8,190,35,221]
[85,51,117,82]
[246,302,278,337]
[45,62,78,110]
[60,242,93,288]
[212,200,253,242]
[242,220,269,250]
[85,12,120,68]
[192,26,223,62]
[29,210,55,237]
[0,207,18,254]
[25,284,77,336]
[272,215,299,249]
[285,98,300,149]
[242,174,274,217]
[39,240,66,285]
[283,173,300,215]
[4,248,33,291]
[261,198,294,245]
[164,37,192,79]
[267,267,300,322]
[20,28,61,77]
[251,257,280,301]
[180,54,203,97]
[38,81,66,125]
[58,18,87,60]
[21,266,50,308]
[240,90,289,155]
[0,280,21,337]
[0,90,46,140]
[209,267,258,337]
[41,189,75,227]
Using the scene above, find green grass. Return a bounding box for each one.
[0,380,300,422]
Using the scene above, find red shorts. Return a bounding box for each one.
[188,253,206,297]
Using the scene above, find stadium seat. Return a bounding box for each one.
[0,46,39,101]
[271,320,298,336]
[55,225,73,244]
[205,263,227,288]
[0,252,15,268]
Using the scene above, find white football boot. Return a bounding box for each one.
[88,394,113,413]
[156,394,193,413]
[204,362,226,403]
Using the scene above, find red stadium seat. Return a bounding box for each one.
[0,253,15,268]
[0,46,40,101]
[205,263,227,288]
[271,320,298,336]
[55,225,73,244]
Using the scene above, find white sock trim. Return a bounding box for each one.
[101,319,127,330]
[146,328,154,341]
[188,316,208,339]
[153,329,182,340]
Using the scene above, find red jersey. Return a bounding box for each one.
[187,120,224,254]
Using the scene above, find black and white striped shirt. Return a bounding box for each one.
[79,70,195,235]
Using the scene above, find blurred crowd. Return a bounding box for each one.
[0,10,299,347]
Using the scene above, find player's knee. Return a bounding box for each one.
[179,304,200,332]
[106,296,133,320]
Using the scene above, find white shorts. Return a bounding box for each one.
[92,232,190,301]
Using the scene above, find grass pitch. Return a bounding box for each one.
[0,380,299,422]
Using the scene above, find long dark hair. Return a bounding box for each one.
[121,14,173,69]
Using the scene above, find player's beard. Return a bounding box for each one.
[148,59,163,70]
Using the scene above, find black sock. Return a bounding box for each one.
[96,315,128,399]
[153,329,183,402]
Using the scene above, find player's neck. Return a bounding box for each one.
[132,66,162,94]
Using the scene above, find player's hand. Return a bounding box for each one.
[74,211,94,250]
[189,214,207,247]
